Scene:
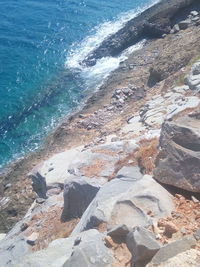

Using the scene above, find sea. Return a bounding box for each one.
[0,0,159,170]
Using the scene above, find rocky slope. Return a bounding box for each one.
[0,1,200,266]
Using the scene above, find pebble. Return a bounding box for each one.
[27,232,39,246]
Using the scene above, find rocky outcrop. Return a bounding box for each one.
[154,114,200,192]
[82,0,200,66]
[72,169,174,234]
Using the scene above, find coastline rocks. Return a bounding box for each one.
[61,177,102,222]
[12,229,113,267]
[82,0,198,66]
[126,227,161,267]
[72,170,174,235]
[154,115,200,192]
[138,89,199,128]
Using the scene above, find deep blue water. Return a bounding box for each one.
[0,0,158,169]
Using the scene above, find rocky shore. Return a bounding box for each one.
[0,0,200,266]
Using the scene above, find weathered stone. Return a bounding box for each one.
[28,170,47,199]
[192,60,200,75]
[126,227,161,266]
[107,224,130,240]
[13,230,113,267]
[63,231,113,267]
[147,249,200,267]
[184,73,200,90]
[154,115,200,192]
[179,19,191,30]
[148,236,196,265]
[191,10,199,17]
[26,232,39,246]
[173,24,180,33]
[61,177,101,222]
[194,228,200,240]
[72,172,174,235]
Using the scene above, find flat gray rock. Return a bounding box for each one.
[12,230,113,267]
[72,171,174,235]
[148,236,196,265]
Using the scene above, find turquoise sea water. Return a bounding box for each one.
[0,0,158,169]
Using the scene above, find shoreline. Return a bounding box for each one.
[1,0,200,233]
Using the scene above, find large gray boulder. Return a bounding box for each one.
[72,167,174,235]
[154,115,200,192]
[61,177,103,222]
[126,227,161,267]
[12,229,113,267]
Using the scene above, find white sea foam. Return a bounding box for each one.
[65,0,160,89]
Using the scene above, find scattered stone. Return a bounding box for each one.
[26,232,39,246]
[148,236,196,265]
[126,227,161,266]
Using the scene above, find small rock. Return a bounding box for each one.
[74,237,81,246]
[191,196,199,203]
[27,232,39,246]
[179,19,191,30]
[190,11,199,17]
[0,233,6,241]
[126,226,161,266]
[194,228,200,241]
[164,222,179,237]
[173,24,180,33]
[4,183,12,190]
[20,223,29,232]
[191,16,199,22]
[48,167,54,172]
[36,198,46,204]
[107,106,114,111]
[104,236,116,248]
